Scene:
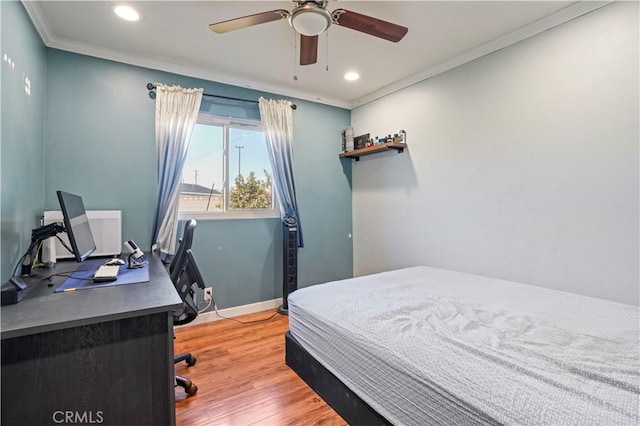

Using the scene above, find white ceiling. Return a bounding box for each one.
[23,1,609,109]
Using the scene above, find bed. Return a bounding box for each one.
[285,266,640,425]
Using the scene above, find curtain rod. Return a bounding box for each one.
[146,83,296,109]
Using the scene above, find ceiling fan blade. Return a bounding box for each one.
[209,10,289,34]
[332,9,408,42]
[300,35,318,66]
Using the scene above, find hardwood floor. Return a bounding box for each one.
[174,310,347,426]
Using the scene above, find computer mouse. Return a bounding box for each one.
[105,258,125,265]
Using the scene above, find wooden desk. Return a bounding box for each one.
[1,254,181,426]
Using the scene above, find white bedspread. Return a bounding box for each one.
[288,266,640,425]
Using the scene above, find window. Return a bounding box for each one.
[179,114,278,219]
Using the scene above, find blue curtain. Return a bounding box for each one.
[151,84,203,260]
[258,98,303,247]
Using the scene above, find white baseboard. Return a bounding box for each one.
[178,298,282,327]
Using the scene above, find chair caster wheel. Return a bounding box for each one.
[186,356,197,367]
[186,384,198,396]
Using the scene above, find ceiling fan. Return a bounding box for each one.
[208,0,408,66]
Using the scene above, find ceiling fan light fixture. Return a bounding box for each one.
[289,5,331,36]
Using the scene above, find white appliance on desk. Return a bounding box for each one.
[42,210,122,264]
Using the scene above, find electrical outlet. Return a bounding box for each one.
[203,287,213,303]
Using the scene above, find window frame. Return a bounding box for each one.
[178,113,280,221]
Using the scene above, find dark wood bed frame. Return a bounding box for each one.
[285,331,392,426]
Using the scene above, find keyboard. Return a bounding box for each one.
[93,264,120,283]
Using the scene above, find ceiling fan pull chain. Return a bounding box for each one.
[325,31,329,71]
[293,29,299,81]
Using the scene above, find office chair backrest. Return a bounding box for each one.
[170,219,197,284]
[173,249,206,325]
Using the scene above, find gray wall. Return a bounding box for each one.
[3,5,353,308]
[351,2,639,305]
[1,0,47,283]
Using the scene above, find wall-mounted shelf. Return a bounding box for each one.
[339,142,407,161]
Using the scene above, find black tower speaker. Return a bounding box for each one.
[278,217,298,315]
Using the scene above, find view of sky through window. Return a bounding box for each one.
[181,118,274,214]
[183,123,223,190]
[183,124,271,190]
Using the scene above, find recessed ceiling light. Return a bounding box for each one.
[112,5,140,22]
[344,72,360,81]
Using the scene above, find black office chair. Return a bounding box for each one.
[169,219,197,284]
[170,219,204,396]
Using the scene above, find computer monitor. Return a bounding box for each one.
[56,191,96,262]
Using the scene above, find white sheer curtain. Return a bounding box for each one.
[151,84,203,260]
[258,97,303,246]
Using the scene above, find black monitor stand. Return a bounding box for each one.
[20,222,66,276]
[1,223,66,306]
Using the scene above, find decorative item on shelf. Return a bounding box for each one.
[341,126,354,152]
[354,133,369,150]
[394,130,406,143]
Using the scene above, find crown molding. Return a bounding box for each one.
[21,0,612,111]
[45,36,352,109]
[21,0,54,45]
[19,1,351,110]
[349,1,613,109]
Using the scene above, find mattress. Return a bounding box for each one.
[288,266,640,426]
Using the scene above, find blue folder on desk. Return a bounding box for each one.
[55,258,150,293]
